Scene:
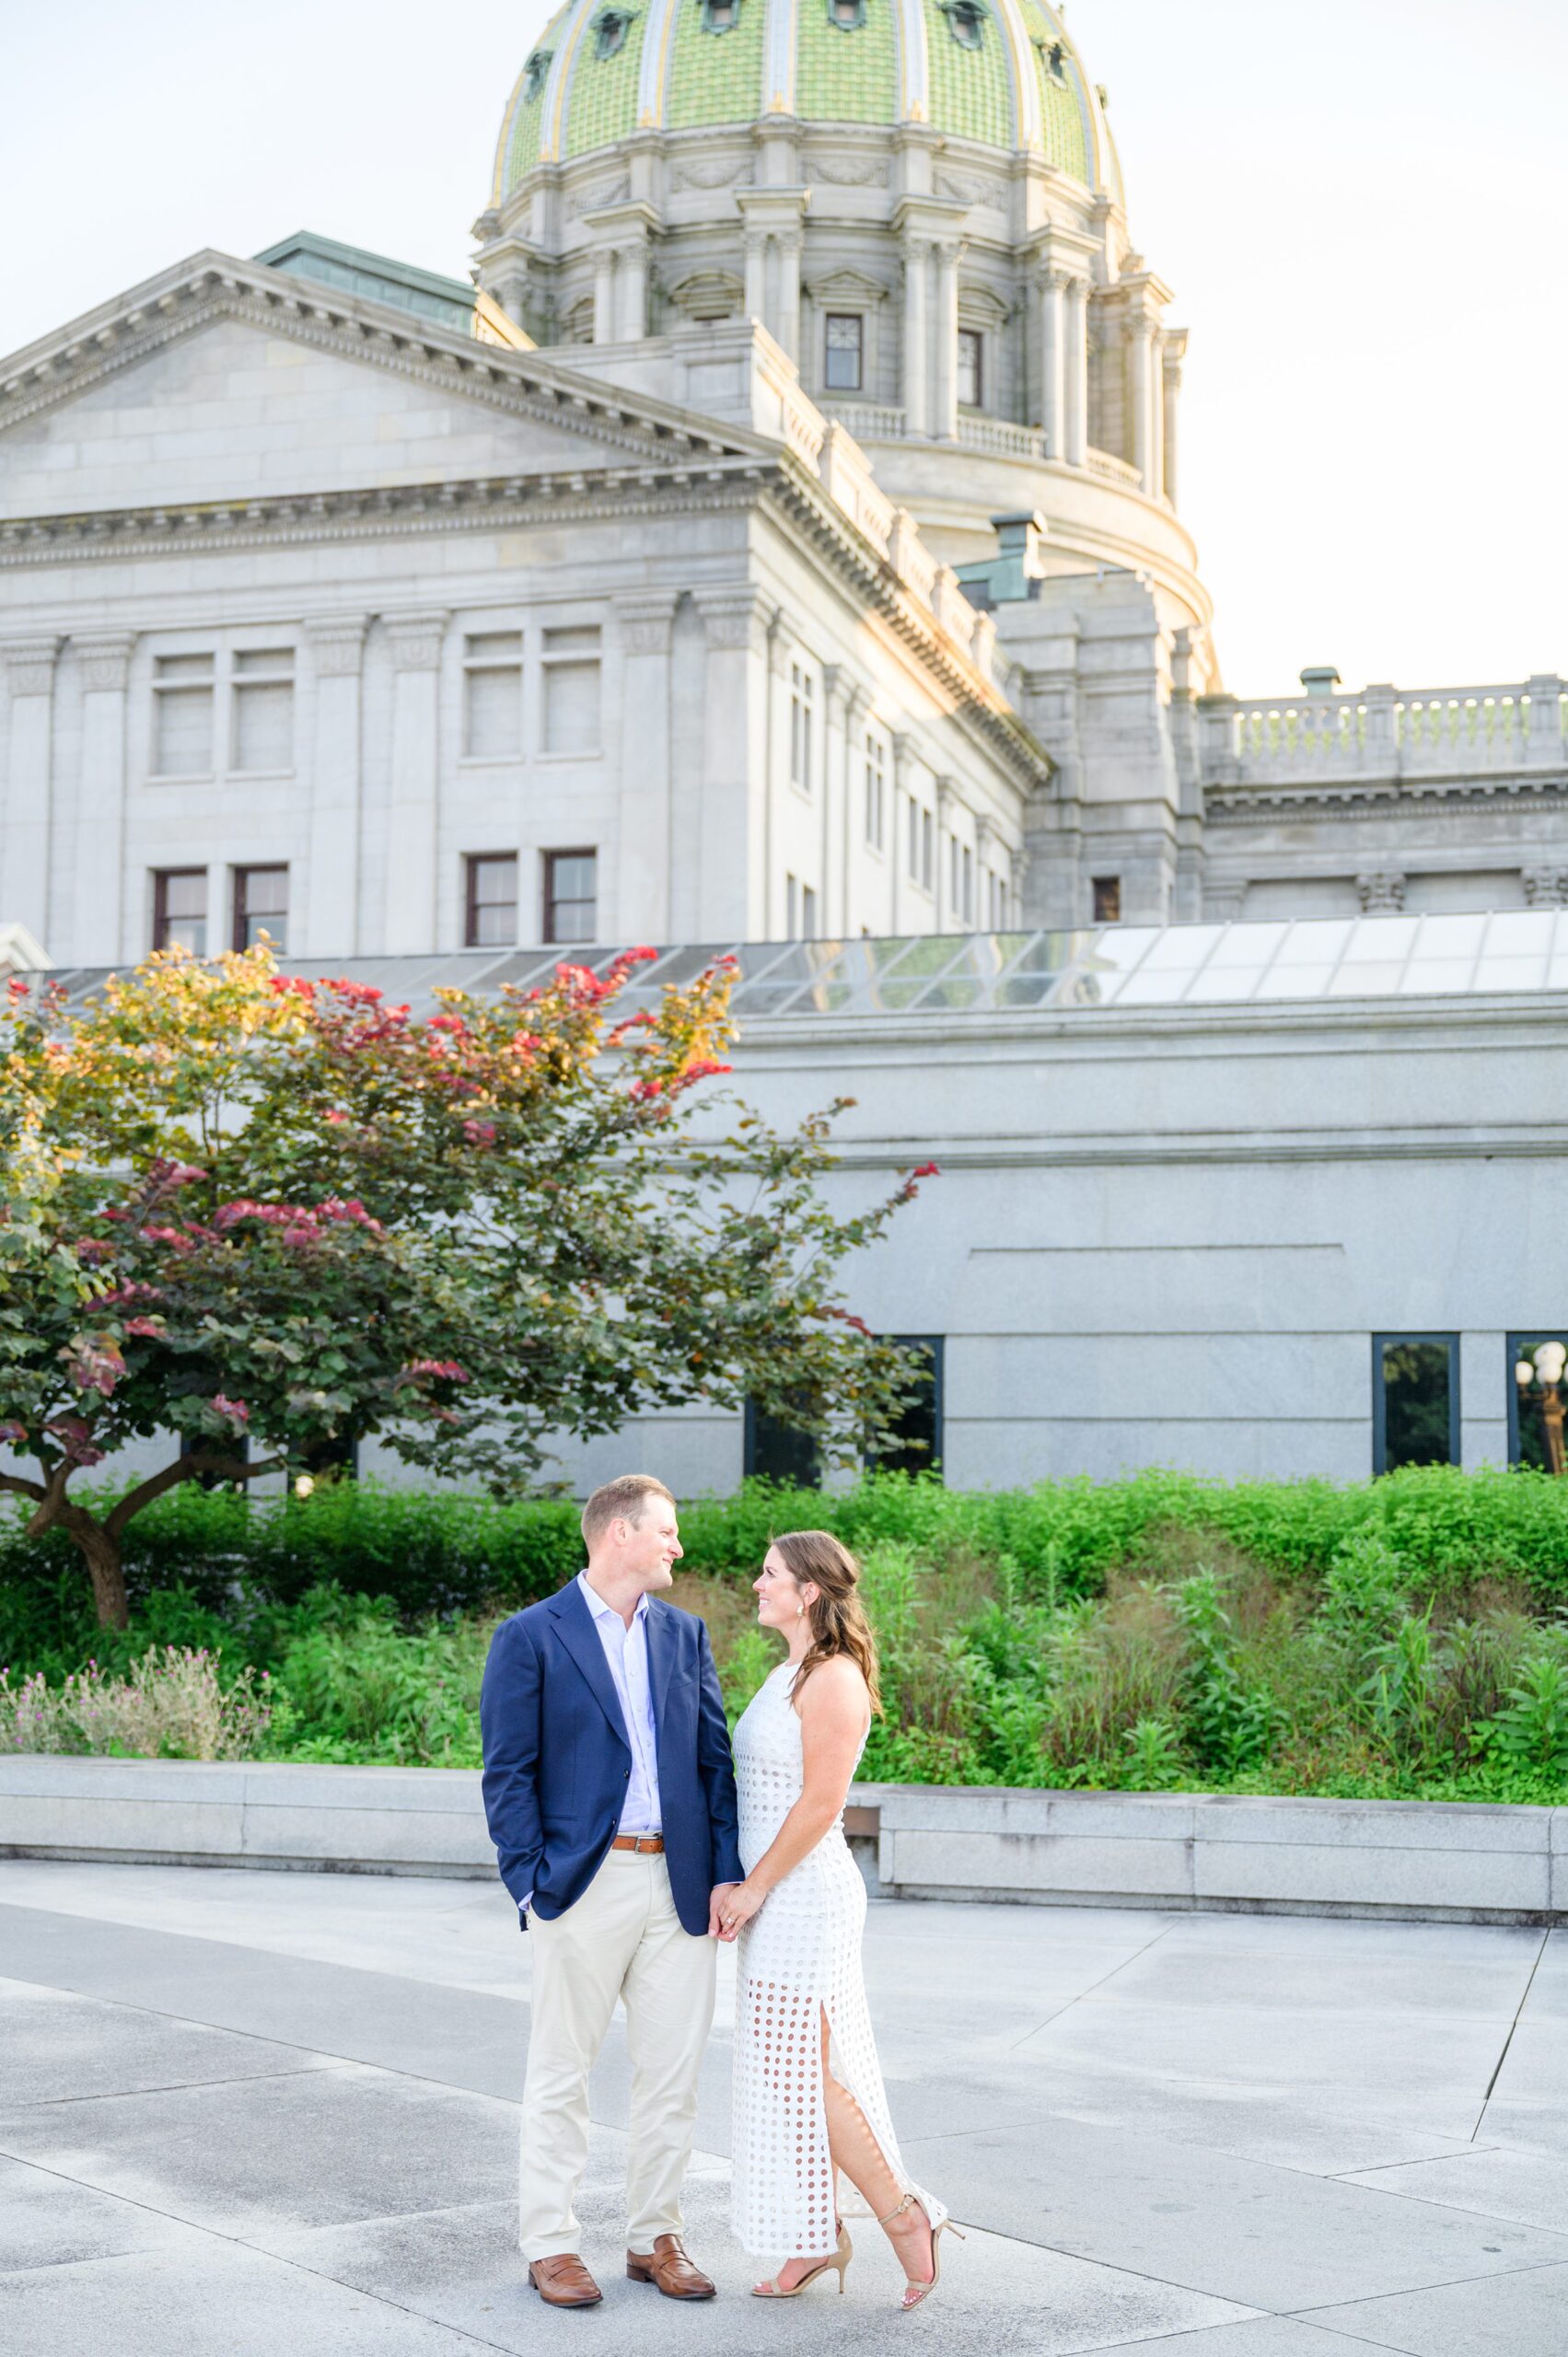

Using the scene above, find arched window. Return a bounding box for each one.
[591,6,638,57]
[828,0,866,26]
[524,48,552,99]
[699,0,740,31]
[939,0,988,50]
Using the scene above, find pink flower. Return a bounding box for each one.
[322,1109,348,1125]
[630,1079,665,1101]
[0,1419,28,1445]
[681,1060,731,1084]
[209,1394,250,1425]
[461,1120,497,1146]
[75,1239,112,1266]
[63,1340,125,1397]
[403,1359,470,1384]
[910,1162,940,1179]
[44,1415,106,1467]
[123,1318,166,1338]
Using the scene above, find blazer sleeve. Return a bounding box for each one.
[481,1615,545,1913]
[694,1618,745,1886]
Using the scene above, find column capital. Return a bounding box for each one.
[1356,869,1406,913]
[1,635,63,695]
[976,815,1001,859]
[693,584,772,655]
[302,613,370,677]
[614,590,681,655]
[384,610,449,670]
[889,730,913,782]
[935,775,961,821]
[74,632,136,692]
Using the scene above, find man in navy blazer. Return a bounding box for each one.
[482,1472,743,2309]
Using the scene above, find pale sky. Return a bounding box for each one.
[7,1,1564,695]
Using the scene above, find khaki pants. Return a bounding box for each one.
[519,1847,716,2261]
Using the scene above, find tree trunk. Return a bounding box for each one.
[69,1515,131,1631]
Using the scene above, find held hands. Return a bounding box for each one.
[714,1878,765,1942]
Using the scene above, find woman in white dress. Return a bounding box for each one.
[715,1531,959,2308]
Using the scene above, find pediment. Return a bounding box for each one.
[0,250,765,521]
[805,267,891,307]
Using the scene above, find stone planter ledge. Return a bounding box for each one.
[2,1759,1563,1924]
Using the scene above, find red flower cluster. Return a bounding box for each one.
[402,1359,470,1384]
[209,1393,250,1424]
[461,1119,498,1146]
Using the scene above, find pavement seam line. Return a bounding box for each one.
[8,2064,339,2112]
[1470,1925,1550,2141]
[0,2149,526,2354]
[1008,1915,1183,2049]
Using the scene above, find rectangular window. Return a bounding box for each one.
[153,868,207,955]
[465,853,519,947]
[542,626,601,755]
[233,865,288,954]
[790,663,815,793]
[1372,1334,1459,1475]
[230,647,295,774]
[543,847,597,944]
[921,807,934,892]
[824,313,864,393]
[1508,1334,1568,1473]
[865,733,886,851]
[1092,876,1122,923]
[957,328,983,411]
[463,631,524,758]
[867,1335,944,1477]
[152,652,215,777]
[802,882,818,938]
[743,1399,821,1488]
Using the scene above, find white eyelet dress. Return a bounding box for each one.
[730,1661,947,2260]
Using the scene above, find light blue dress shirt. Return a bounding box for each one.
[575,1571,663,1837]
[518,1574,663,1922]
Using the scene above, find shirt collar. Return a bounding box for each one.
[578,1571,648,1626]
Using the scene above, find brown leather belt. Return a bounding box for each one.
[610,1833,665,1853]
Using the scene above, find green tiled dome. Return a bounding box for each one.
[492,0,1121,196]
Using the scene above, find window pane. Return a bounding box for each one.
[745,1401,821,1488]
[1093,877,1122,923]
[1511,1336,1568,1473]
[232,679,294,772]
[543,661,600,754]
[466,664,522,757]
[155,869,206,955]
[154,685,213,776]
[545,850,597,943]
[1379,1340,1455,1471]
[236,866,288,953]
[869,1335,943,1476]
[957,329,982,409]
[467,854,517,946]
[825,314,863,392]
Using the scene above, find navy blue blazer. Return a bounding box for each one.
[480,1579,744,1938]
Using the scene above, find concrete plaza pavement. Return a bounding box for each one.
[0,1861,1563,2355]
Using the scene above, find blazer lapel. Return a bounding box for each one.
[644,1596,676,1742]
[548,1581,631,1753]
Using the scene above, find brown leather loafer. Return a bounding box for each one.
[528,2253,603,2306]
[626,2234,716,2299]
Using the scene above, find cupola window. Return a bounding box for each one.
[939,0,988,50]
[524,48,552,99]
[699,0,740,32]
[1038,37,1065,80]
[828,0,866,26]
[591,5,637,58]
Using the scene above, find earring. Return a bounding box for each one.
[796,1604,806,1620]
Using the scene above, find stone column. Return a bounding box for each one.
[74,633,135,962]
[901,238,930,438]
[776,231,803,364]
[743,233,768,325]
[618,237,649,343]
[1526,673,1566,767]
[1,636,61,949]
[301,615,368,958]
[692,587,771,938]
[933,241,960,441]
[382,611,447,955]
[1039,270,1068,459]
[1063,276,1088,467]
[840,682,868,936]
[1129,313,1156,491]
[935,777,958,928]
[1161,330,1187,507]
[889,733,911,932]
[613,592,679,940]
[592,245,617,343]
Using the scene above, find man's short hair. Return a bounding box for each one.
[581,1473,676,1550]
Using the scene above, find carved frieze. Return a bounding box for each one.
[805,157,890,189]
[671,157,754,192]
[0,636,62,696]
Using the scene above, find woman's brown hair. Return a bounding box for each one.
[771,1530,882,1715]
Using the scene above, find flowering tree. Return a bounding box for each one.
[0,948,929,1627]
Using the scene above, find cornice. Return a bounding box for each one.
[1205,776,1568,827]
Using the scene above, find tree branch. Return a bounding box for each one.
[0,1469,47,1505]
[104,1450,286,1539]
[24,1456,75,1538]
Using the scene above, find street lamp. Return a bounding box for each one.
[1516,1341,1568,1475]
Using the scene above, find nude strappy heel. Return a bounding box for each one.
[751,2220,853,2299]
[878,2191,964,2310]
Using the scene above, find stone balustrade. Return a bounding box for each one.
[1202,677,1568,791]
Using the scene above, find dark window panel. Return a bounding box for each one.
[1373,1334,1458,1474]
[544,848,598,944]
[869,1335,944,1477]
